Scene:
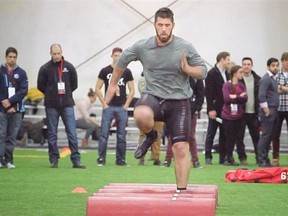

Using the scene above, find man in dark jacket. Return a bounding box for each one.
[0,47,28,169]
[238,57,261,164]
[204,52,230,164]
[37,44,85,169]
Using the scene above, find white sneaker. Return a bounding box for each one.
[0,162,4,168]
[6,163,16,169]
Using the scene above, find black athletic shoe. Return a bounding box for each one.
[153,159,161,166]
[116,160,128,166]
[223,160,239,166]
[73,163,86,169]
[50,162,58,168]
[162,161,171,167]
[97,158,105,166]
[193,161,203,168]
[134,130,157,159]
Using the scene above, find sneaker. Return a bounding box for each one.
[116,160,128,166]
[162,161,171,167]
[153,159,161,166]
[0,162,4,168]
[272,159,279,167]
[205,158,212,165]
[258,161,272,167]
[97,158,105,166]
[6,162,16,169]
[223,160,239,166]
[193,161,203,168]
[240,159,248,165]
[50,162,58,168]
[73,163,86,169]
[134,130,157,159]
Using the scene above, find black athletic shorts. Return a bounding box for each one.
[135,93,191,144]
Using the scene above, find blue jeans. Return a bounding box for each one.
[98,106,128,163]
[45,107,80,164]
[0,112,22,164]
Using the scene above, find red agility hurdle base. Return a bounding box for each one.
[86,183,218,216]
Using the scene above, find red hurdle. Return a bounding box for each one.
[86,183,218,216]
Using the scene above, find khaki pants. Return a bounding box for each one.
[139,121,164,161]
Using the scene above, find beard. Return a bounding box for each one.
[156,31,173,44]
[272,69,278,75]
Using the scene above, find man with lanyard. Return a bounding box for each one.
[0,47,28,169]
[272,52,288,166]
[105,7,207,190]
[37,44,85,169]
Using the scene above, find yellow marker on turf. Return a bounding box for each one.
[60,147,71,158]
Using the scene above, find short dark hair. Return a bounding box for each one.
[5,47,18,57]
[281,52,288,61]
[216,52,230,63]
[154,7,174,23]
[112,47,122,55]
[267,57,279,67]
[242,57,253,65]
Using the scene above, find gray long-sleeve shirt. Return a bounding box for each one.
[117,36,207,100]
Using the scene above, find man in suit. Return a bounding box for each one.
[204,52,230,164]
[258,58,279,167]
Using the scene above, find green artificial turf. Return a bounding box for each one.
[0,148,287,216]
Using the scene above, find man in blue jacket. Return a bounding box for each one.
[0,47,28,169]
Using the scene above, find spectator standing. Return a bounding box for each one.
[37,44,85,169]
[74,88,100,148]
[272,52,288,166]
[221,65,247,166]
[238,57,261,164]
[204,52,230,165]
[95,47,135,166]
[105,7,207,190]
[163,77,205,168]
[0,47,28,169]
[258,58,279,167]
